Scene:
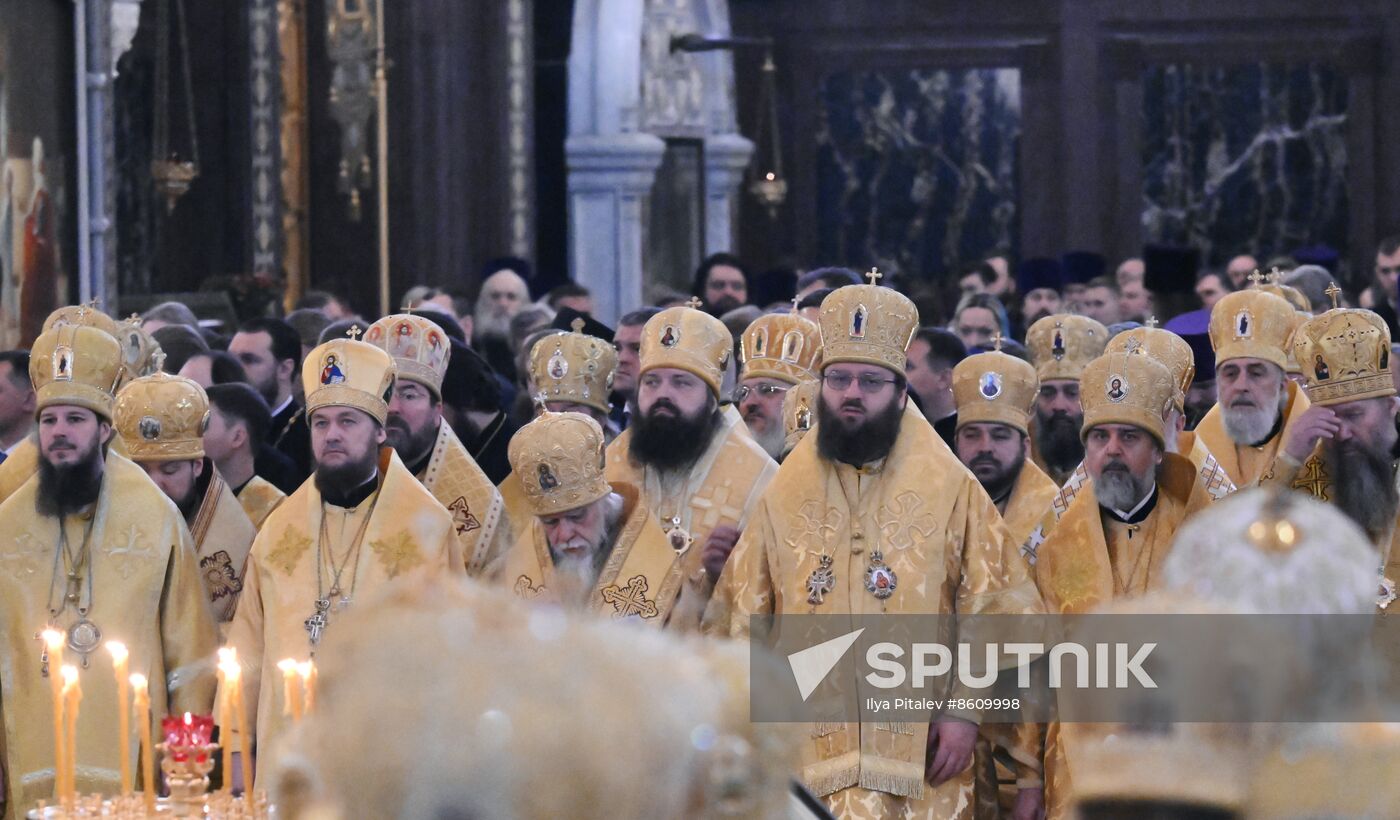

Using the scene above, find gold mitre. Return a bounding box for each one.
[1282,310,1309,377]
[1248,724,1400,818]
[507,407,611,517]
[1107,322,1194,413]
[1292,296,1394,407]
[1079,348,1175,446]
[740,308,822,384]
[1209,287,1296,370]
[302,327,397,425]
[817,269,919,377]
[115,316,163,382]
[528,321,619,414]
[781,377,819,456]
[1259,268,1312,313]
[951,341,1038,436]
[43,303,121,339]
[30,324,126,420]
[640,299,731,396]
[1161,487,1378,615]
[1025,314,1108,382]
[364,313,452,397]
[114,372,209,462]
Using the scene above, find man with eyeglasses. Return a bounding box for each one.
[604,300,777,608]
[707,273,1043,820]
[735,306,823,460]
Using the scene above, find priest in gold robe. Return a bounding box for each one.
[606,302,777,606]
[1257,294,1400,611]
[0,324,217,814]
[1033,349,1214,818]
[705,276,1044,820]
[528,318,620,438]
[114,372,257,625]
[500,407,696,626]
[736,306,823,460]
[365,313,509,576]
[1192,285,1310,487]
[948,339,1054,818]
[205,383,287,528]
[223,330,464,773]
[1024,315,1107,485]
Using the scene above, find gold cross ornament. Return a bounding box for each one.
[865,267,883,285]
[685,296,704,311]
[790,294,801,314]
[991,331,1003,351]
[1325,282,1342,309]
[1145,315,1158,329]
[1246,270,1266,288]
[532,391,550,413]
[1265,267,1282,284]
[346,324,363,341]
[571,317,586,333]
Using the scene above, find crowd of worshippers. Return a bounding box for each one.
[3,237,1400,820]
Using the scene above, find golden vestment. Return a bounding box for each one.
[0,453,218,815]
[415,420,512,577]
[1192,380,1310,488]
[190,468,256,625]
[223,448,463,768]
[605,407,777,605]
[1260,445,1400,613]
[501,483,697,627]
[0,438,37,506]
[1000,460,1060,566]
[705,407,1044,820]
[236,475,286,529]
[1033,453,1213,819]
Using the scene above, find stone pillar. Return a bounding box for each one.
[702,131,752,255]
[566,133,665,325]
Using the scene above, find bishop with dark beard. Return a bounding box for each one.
[1025,314,1108,485]
[0,323,217,807]
[705,274,1043,820]
[1265,303,1400,611]
[604,302,776,606]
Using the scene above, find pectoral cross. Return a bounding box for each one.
[685,296,704,311]
[346,324,363,341]
[1325,282,1342,309]
[865,267,883,286]
[304,599,330,647]
[1246,270,1266,288]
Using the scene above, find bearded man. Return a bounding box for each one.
[706,273,1044,820]
[473,268,530,345]
[500,408,694,626]
[115,372,257,625]
[736,305,822,460]
[1033,349,1213,817]
[605,300,777,606]
[224,329,464,775]
[0,324,217,807]
[1192,285,1310,487]
[1261,294,1400,610]
[365,313,510,576]
[1025,314,1108,485]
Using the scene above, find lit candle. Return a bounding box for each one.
[130,673,156,816]
[223,649,253,793]
[216,650,236,795]
[106,642,131,795]
[60,665,80,805]
[277,659,302,722]
[297,661,317,716]
[41,629,66,802]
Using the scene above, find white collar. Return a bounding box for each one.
[1107,483,1156,521]
[271,394,294,417]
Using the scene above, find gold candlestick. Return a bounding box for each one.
[106,642,132,795]
[131,673,156,816]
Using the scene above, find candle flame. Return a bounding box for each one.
[277,658,298,674]
[42,629,64,651]
[184,712,192,726]
[218,659,241,683]
[129,673,148,690]
[296,661,314,680]
[106,641,128,664]
[60,665,78,688]
[217,646,237,665]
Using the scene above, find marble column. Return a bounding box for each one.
[566,133,665,325]
[703,131,753,256]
